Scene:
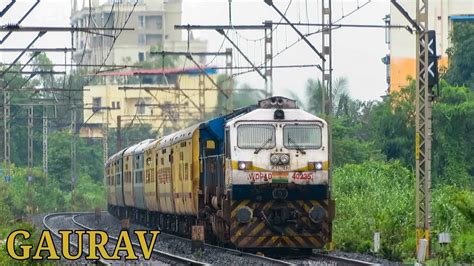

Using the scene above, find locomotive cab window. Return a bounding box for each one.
[237,124,275,149]
[283,124,322,149]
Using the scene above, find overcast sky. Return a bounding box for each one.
[0,0,391,101]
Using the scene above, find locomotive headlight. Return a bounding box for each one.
[309,206,326,224]
[236,207,253,224]
[270,154,281,165]
[315,162,323,170]
[238,161,252,170]
[309,162,324,171]
[280,154,290,165]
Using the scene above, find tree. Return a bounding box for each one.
[213,74,265,116]
[367,80,416,168]
[289,77,350,116]
[431,80,474,187]
[445,21,474,89]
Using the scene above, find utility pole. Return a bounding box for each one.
[43,105,48,180]
[322,0,333,115]
[198,73,206,121]
[71,106,77,209]
[264,21,273,97]
[116,115,122,153]
[225,48,234,112]
[415,0,432,259]
[391,0,435,260]
[27,105,34,182]
[3,88,11,182]
[102,110,109,165]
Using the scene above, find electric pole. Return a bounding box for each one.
[264,20,273,97]
[27,105,34,182]
[43,105,48,180]
[322,0,333,115]
[103,110,109,165]
[225,48,234,112]
[415,0,432,259]
[71,105,77,209]
[391,0,434,260]
[3,88,11,182]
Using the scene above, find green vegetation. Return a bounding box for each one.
[445,21,474,89]
[333,162,473,262]
[0,20,473,264]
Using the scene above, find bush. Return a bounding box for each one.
[333,161,474,261]
[332,161,415,260]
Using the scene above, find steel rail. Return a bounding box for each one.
[310,254,379,265]
[74,213,291,265]
[42,212,111,265]
[71,214,208,265]
[132,223,292,265]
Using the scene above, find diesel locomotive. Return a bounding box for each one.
[106,96,335,250]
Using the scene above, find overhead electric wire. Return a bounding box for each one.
[220,0,373,84]
[67,0,140,132]
[272,0,373,62]
[229,0,292,42]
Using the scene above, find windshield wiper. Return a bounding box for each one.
[288,136,306,154]
[254,136,273,154]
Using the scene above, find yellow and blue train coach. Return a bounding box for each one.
[106,96,335,250]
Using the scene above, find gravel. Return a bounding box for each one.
[327,251,402,265]
[43,214,91,264]
[75,212,285,265]
[76,212,404,265]
[44,214,172,264]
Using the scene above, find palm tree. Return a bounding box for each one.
[288,77,350,116]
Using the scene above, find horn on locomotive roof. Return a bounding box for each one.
[258,96,297,109]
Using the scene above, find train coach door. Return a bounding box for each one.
[201,140,224,205]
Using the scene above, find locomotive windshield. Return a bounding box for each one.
[283,125,322,149]
[237,124,276,149]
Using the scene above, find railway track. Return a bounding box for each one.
[42,212,110,265]
[73,212,292,265]
[71,212,379,265]
[70,213,207,265]
[309,253,379,265]
[44,212,206,265]
[157,230,293,265]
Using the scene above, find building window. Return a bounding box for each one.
[116,101,120,109]
[138,52,145,62]
[112,102,116,109]
[138,34,145,45]
[92,97,102,112]
[145,34,162,45]
[156,16,163,29]
[138,15,145,28]
[145,15,162,30]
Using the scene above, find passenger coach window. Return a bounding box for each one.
[237,124,275,149]
[283,125,322,149]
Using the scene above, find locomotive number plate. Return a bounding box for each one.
[292,172,314,181]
